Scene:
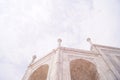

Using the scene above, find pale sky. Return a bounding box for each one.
[0,0,120,80]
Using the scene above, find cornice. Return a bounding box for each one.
[93,44,120,51]
[30,43,120,68]
[30,48,58,67]
[30,46,96,67]
[60,47,93,54]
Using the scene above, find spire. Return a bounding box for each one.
[57,38,62,47]
[32,55,37,62]
[87,38,93,45]
[29,55,37,66]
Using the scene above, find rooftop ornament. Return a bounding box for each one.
[87,38,93,45]
[28,55,37,67]
[58,38,62,47]
[31,55,37,64]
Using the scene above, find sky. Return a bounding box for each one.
[0,0,120,80]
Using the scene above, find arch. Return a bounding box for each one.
[70,59,99,80]
[29,64,49,80]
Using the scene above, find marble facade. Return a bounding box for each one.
[22,39,120,80]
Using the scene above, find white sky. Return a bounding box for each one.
[0,0,120,80]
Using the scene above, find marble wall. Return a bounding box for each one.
[22,45,120,80]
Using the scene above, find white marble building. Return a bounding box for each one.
[22,38,120,80]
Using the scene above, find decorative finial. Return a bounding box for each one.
[31,55,37,63]
[28,55,37,67]
[87,38,92,45]
[58,38,62,47]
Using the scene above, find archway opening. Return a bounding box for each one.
[70,59,99,80]
[29,64,49,80]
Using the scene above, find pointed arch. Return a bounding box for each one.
[70,59,99,80]
[29,64,49,80]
